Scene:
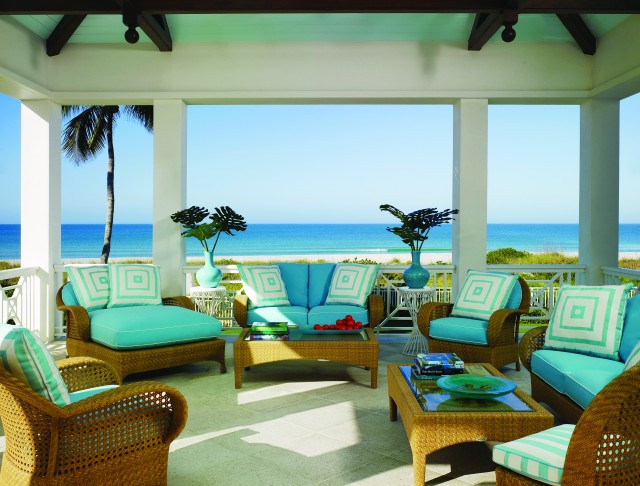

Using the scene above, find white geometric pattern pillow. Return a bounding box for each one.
[624,341,640,371]
[451,270,518,320]
[0,323,71,406]
[107,264,162,308]
[325,264,379,307]
[65,265,110,311]
[238,265,291,307]
[544,284,632,360]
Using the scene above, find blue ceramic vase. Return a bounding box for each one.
[403,251,430,289]
[196,250,223,288]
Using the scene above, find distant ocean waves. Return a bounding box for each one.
[1,223,640,261]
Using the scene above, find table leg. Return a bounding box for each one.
[389,396,398,421]
[234,365,243,389]
[371,367,378,389]
[413,451,426,486]
[402,329,429,356]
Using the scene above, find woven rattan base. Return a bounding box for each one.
[233,328,379,388]
[530,372,584,424]
[387,363,554,486]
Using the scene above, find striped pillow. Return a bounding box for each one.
[0,324,71,406]
[624,341,640,371]
[325,264,379,307]
[544,284,632,360]
[451,271,518,320]
[107,264,162,308]
[238,265,291,307]
[493,424,575,486]
[65,265,110,311]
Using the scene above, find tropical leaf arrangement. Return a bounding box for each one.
[171,205,247,252]
[380,204,459,252]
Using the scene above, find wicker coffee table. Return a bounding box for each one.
[234,327,379,388]
[387,363,554,486]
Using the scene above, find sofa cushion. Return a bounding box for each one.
[451,271,518,320]
[619,295,640,362]
[531,349,624,395]
[107,264,162,308]
[307,305,369,326]
[238,265,291,307]
[247,306,308,326]
[308,263,336,308]
[564,369,622,409]
[277,263,308,308]
[428,317,489,346]
[66,264,110,311]
[89,306,222,350]
[69,384,119,403]
[493,424,575,486]
[0,323,71,406]
[544,284,632,360]
[61,283,80,306]
[624,341,640,371]
[325,264,379,307]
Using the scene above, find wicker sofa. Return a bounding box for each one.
[519,293,640,424]
[233,263,384,328]
[57,282,227,381]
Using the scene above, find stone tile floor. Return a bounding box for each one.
[3,334,547,485]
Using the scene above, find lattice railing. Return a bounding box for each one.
[602,266,640,296]
[0,266,39,331]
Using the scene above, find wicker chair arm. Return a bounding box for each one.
[486,308,524,347]
[417,302,453,338]
[162,295,195,310]
[57,357,121,389]
[233,294,249,328]
[367,294,384,328]
[518,326,548,372]
[58,304,92,342]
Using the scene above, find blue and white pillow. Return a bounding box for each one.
[325,264,379,307]
[107,264,162,308]
[451,270,518,320]
[0,324,71,406]
[544,284,632,360]
[65,265,110,311]
[238,265,291,307]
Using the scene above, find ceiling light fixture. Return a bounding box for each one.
[501,11,519,43]
[123,8,140,44]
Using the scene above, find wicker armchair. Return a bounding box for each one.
[57,283,226,381]
[0,357,187,485]
[495,362,640,485]
[417,276,530,370]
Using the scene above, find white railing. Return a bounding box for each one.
[602,266,640,295]
[0,266,40,333]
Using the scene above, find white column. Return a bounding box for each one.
[579,99,620,285]
[20,100,62,342]
[452,99,489,298]
[153,100,187,296]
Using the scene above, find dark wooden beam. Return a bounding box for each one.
[45,14,86,56]
[2,0,640,15]
[468,13,503,51]
[138,13,172,51]
[557,13,597,55]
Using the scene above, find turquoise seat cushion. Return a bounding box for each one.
[69,384,119,403]
[619,295,640,362]
[531,349,624,395]
[493,424,575,486]
[89,306,222,350]
[277,263,309,308]
[428,317,489,346]
[247,306,308,326]
[564,368,622,409]
[308,263,336,308]
[307,305,369,326]
[62,283,80,306]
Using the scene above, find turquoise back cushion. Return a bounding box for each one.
[620,295,640,362]
[451,271,518,320]
[61,283,80,306]
[308,264,336,308]
[277,263,309,308]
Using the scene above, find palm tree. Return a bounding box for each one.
[62,105,153,263]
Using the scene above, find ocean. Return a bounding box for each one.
[1,223,639,261]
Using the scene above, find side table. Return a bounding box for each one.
[190,286,227,319]
[397,286,436,355]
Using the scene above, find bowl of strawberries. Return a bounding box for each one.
[303,315,364,334]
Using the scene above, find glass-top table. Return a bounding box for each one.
[243,327,370,342]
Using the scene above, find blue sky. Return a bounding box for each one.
[0,94,639,224]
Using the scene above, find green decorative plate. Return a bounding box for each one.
[436,374,516,399]
[436,397,514,412]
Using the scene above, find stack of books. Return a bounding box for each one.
[249,322,290,341]
[411,352,464,379]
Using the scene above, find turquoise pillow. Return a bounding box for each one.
[308,263,336,308]
[277,263,309,308]
[619,295,640,361]
[624,341,640,371]
[544,284,632,360]
[65,265,110,311]
[69,384,119,403]
[107,264,162,308]
[451,270,518,320]
[61,283,80,306]
[324,264,379,308]
[238,264,291,307]
[0,324,71,406]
